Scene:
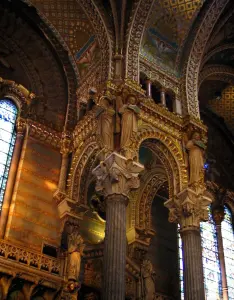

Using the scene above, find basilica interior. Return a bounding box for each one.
[0,0,233,299]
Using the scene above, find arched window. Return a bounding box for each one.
[0,99,18,210]
[179,206,234,299]
[222,206,234,299]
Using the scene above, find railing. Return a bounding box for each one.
[0,239,61,276]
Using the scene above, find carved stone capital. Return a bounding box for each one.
[165,184,212,229]
[92,152,144,198]
[212,206,225,225]
[16,117,27,136]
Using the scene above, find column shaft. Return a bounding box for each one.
[145,80,152,98]
[181,228,205,300]
[216,224,229,300]
[160,89,166,106]
[0,132,24,238]
[103,194,128,300]
[58,153,69,192]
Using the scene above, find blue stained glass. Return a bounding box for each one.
[222,206,234,299]
[0,100,17,211]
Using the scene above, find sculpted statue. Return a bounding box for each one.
[67,232,85,281]
[140,259,156,300]
[186,131,206,185]
[96,95,115,153]
[119,94,140,150]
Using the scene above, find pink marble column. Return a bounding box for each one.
[160,88,166,106]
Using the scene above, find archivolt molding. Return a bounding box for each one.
[78,0,114,80]
[199,65,234,88]
[68,138,99,201]
[125,0,154,81]
[185,0,229,118]
[130,129,187,189]
[201,43,234,69]
[136,173,167,229]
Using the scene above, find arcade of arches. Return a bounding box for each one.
[0,0,233,299]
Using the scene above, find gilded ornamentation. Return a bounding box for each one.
[92,152,144,197]
[165,184,212,228]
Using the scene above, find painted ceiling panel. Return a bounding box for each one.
[141,0,206,75]
[30,0,101,78]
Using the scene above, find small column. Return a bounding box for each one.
[173,97,182,115]
[165,185,212,300]
[77,101,87,121]
[213,207,229,300]
[145,79,152,98]
[0,119,26,238]
[92,152,144,300]
[58,131,71,192]
[160,88,166,106]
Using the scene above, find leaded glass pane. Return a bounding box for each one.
[201,212,221,300]
[179,209,221,300]
[178,228,184,299]
[0,99,17,210]
[222,206,234,299]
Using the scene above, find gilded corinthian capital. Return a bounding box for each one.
[164,184,212,228]
[92,152,144,197]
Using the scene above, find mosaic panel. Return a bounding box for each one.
[30,0,101,77]
[141,0,206,74]
[208,85,234,134]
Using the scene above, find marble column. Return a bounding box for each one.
[213,208,229,300]
[165,186,212,300]
[92,152,144,300]
[160,88,166,106]
[180,227,204,300]
[145,79,152,98]
[0,120,25,238]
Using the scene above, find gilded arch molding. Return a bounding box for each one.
[78,0,114,80]
[199,65,234,88]
[136,173,167,229]
[125,0,154,81]
[184,0,229,118]
[130,129,187,190]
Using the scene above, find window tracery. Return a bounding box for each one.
[0,99,18,210]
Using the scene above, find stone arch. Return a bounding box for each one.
[182,0,229,118]
[68,138,99,203]
[199,65,234,88]
[131,129,187,190]
[78,0,114,80]
[201,43,234,68]
[125,0,155,81]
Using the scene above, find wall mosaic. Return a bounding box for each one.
[141,0,206,75]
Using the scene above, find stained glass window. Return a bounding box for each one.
[178,209,221,300]
[201,210,221,300]
[222,206,234,299]
[0,99,18,210]
[178,227,184,299]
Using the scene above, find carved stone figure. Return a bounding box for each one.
[119,95,140,150]
[67,232,85,281]
[96,96,115,153]
[186,132,206,185]
[140,259,156,300]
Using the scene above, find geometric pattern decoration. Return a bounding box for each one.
[141,0,206,74]
[0,100,17,210]
[208,85,234,134]
[222,206,234,300]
